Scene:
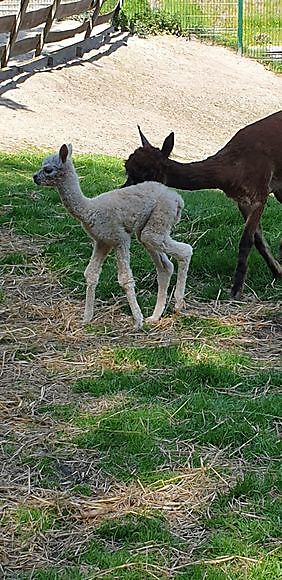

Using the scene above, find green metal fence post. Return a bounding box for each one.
[237,0,243,55]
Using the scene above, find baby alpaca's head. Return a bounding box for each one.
[33,144,73,186]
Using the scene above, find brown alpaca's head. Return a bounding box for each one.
[122,126,174,187]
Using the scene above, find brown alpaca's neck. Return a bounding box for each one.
[165,155,226,192]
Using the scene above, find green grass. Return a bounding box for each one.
[13,506,60,535]
[69,345,281,480]
[178,468,281,578]
[0,251,29,265]
[174,315,239,336]
[1,150,281,578]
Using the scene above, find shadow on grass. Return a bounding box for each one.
[37,344,282,482]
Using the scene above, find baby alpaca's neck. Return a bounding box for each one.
[57,165,90,220]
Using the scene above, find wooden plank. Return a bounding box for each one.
[0,25,115,82]
[56,0,92,20]
[0,0,118,68]
[0,14,15,34]
[12,34,40,58]
[0,25,114,81]
[46,21,87,44]
[1,0,31,68]
[21,6,50,30]
[11,34,40,57]
[0,1,93,34]
[0,21,92,62]
[0,15,106,63]
[35,0,61,57]
[0,35,40,59]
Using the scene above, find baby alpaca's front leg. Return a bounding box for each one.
[83,242,111,324]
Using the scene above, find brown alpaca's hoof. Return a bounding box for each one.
[230,288,242,300]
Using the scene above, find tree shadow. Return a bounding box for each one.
[0,95,30,110]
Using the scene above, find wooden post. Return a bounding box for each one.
[84,0,102,40]
[1,0,30,68]
[113,0,123,29]
[35,0,61,57]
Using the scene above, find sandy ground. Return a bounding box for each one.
[0,31,281,161]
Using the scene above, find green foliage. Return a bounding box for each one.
[120,7,185,37]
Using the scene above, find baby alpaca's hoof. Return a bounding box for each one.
[83,315,93,325]
[174,300,185,313]
[145,316,160,325]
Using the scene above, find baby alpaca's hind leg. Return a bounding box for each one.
[143,246,174,323]
[116,242,143,329]
[164,237,193,311]
[84,241,111,323]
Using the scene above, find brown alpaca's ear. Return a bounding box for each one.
[161,133,174,158]
[137,125,152,149]
[59,144,69,163]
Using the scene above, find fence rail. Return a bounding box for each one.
[0,0,121,68]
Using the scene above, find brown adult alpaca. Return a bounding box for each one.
[123,111,282,298]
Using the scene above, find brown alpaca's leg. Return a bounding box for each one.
[231,202,265,299]
[238,203,282,278]
[272,191,282,263]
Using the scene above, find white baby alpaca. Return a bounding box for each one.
[33,144,193,329]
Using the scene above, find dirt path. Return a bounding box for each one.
[0,32,281,160]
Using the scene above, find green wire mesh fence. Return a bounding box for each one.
[0,1,280,66]
[121,1,282,65]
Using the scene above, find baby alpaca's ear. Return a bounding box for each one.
[59,144,69,164]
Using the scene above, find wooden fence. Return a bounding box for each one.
[0,0,122,69]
